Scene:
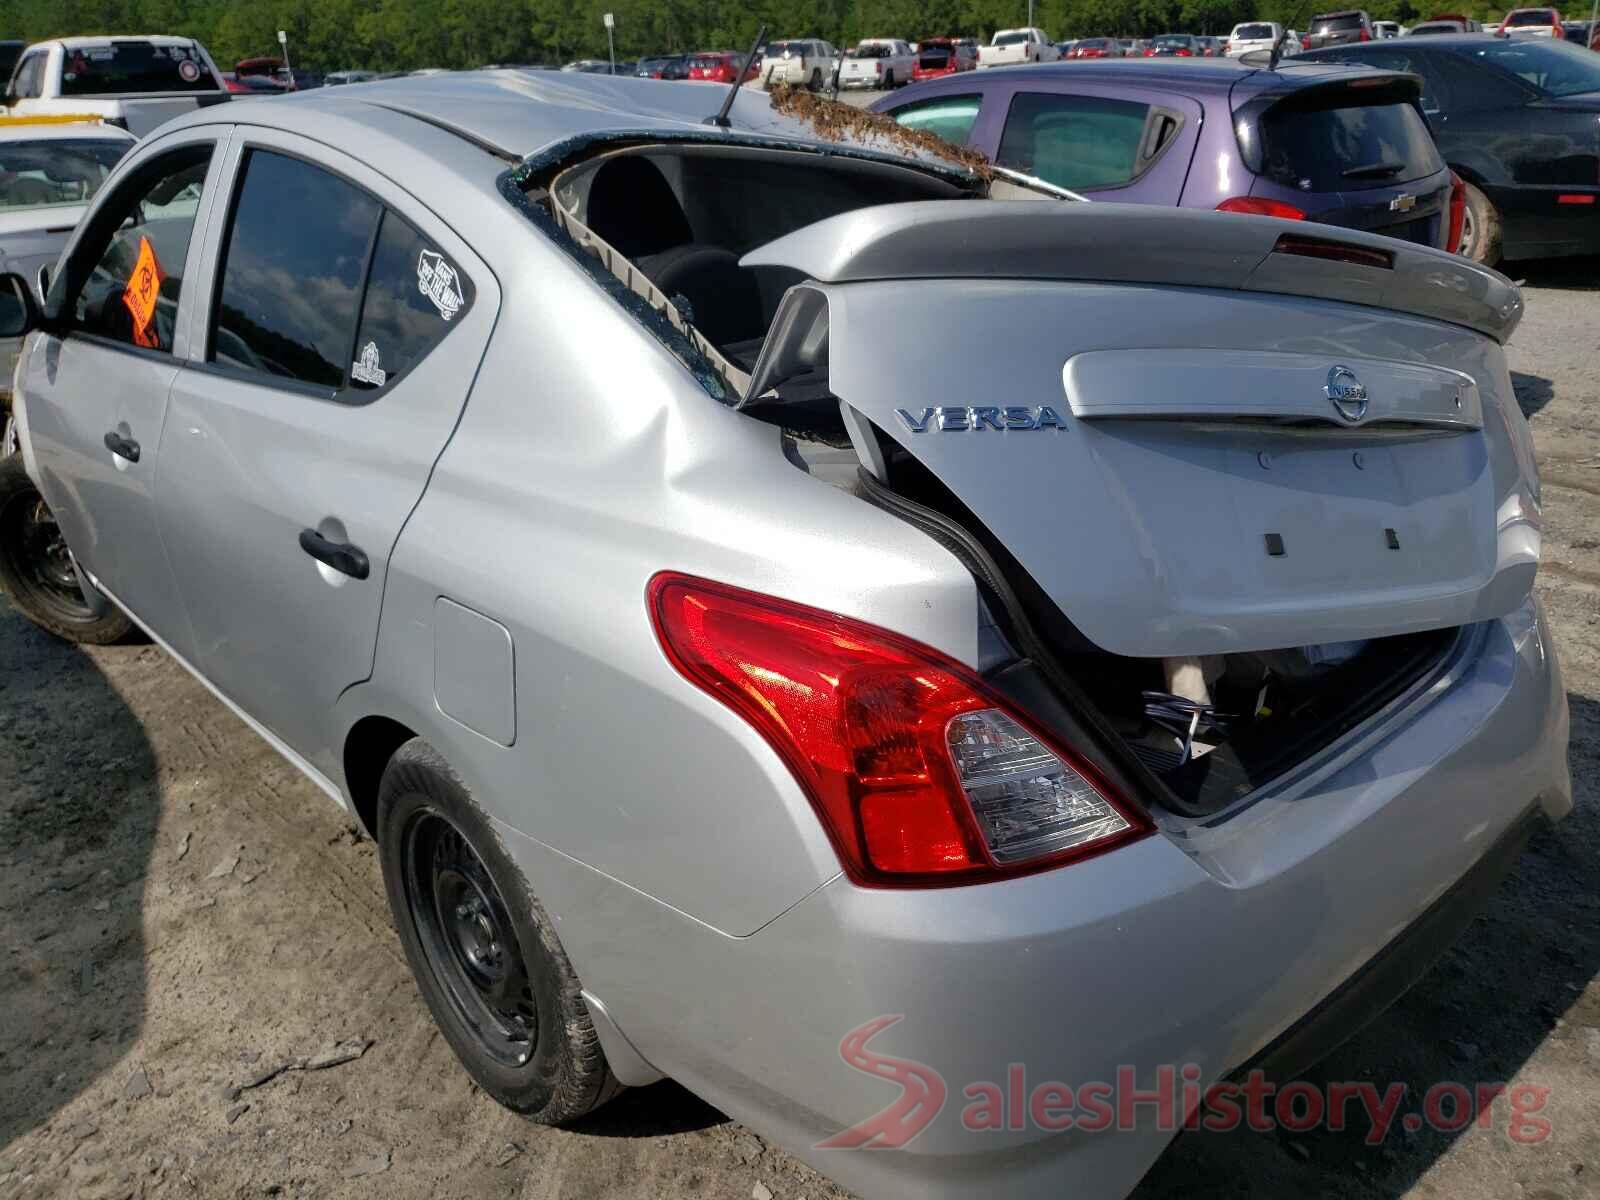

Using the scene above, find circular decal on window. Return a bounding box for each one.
[178,59,201,82]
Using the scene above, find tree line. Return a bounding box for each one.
[8,0,1514,72]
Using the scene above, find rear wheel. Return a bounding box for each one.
[883,69,895,88]
[1457,181,1502,267]
[809,67,822,90]
[377,738,620,1122]
[0,453,133,644]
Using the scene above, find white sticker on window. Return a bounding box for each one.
[178,59,201,82]
[351,340,387,386]
[417,249,463,322]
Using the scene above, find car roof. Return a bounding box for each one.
[1303,32,1509,51]
[44,35,201,49]
[0,120,139,144]
[886,57,1374,97]
[156,70,951,169]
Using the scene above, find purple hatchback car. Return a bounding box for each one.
[870,58,1454,248]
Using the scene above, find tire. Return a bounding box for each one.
[376,738,620,1122]
[883,69,895,88]
[809,67,822,90]
[0,453,134,644]
[1457,181,1502,268]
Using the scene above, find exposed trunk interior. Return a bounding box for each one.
[864,438,1463,820]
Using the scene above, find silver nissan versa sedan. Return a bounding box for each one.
[0,71,1571,1200]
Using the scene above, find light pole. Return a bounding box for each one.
[276,29,293,87]
[603,11,616,73]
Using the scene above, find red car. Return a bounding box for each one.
[1066,37,1124,58]
[910,37,977,80]
[686,51,757,84]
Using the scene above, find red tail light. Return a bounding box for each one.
[1359,27,1372,39]
[1176,48,1193,55]
[649,574,1150,887]
[1447,171,1466,253]
[1301,35,1312,48]
[1217,196,1307,219]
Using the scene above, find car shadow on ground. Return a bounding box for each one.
[1511,370,1555,420]
[1133,690,1599,1198]
[1505,256,1600,292]
[0,601,159,1150]
[571,1079,730,1137]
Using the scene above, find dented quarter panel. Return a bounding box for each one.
[350,226,982,936]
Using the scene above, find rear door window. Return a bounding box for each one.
[1432,50,1529,109]
[59,41,220,95]
[211,150,381,389]
[996,93,1162,191]
[1260,100,1443,191]
[887,93,983,146]
[348,211,474,393]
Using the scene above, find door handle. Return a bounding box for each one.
[298,528,370,580]
[103,431,140,462]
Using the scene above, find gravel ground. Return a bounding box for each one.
[1,256,1597,1200]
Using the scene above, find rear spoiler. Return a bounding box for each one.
[740,200,1523,344]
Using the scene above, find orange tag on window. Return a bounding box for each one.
[122,236,165,348]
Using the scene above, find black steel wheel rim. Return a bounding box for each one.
[0,487,95,622]
[403,809,538,1067]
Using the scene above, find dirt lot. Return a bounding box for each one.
[2,258,1599,1200]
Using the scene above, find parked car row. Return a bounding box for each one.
[873,33,1600,267]
[1300,34,1600,261]
[0,64,1569,1200]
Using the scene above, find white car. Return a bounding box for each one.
[1226,21,1287,56]
[1373,20,1408,36]
[2,36,230,137]
[976,28,1061,68]
[760,39,841,89]
[837,39,915,89]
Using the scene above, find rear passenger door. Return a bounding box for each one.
[988,86,1203,202]
[155,131,497,778]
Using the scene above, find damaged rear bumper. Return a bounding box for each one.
[499,595,1568,1200]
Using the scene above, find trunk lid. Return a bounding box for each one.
[741,201,1537,657]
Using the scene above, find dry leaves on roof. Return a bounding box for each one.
[767,85,993,179]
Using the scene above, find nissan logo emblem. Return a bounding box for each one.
[1326,365,1369,424]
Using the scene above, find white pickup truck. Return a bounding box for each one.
[3,36,231,137]
[837,39,916,89]
[977,28,1061,68]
